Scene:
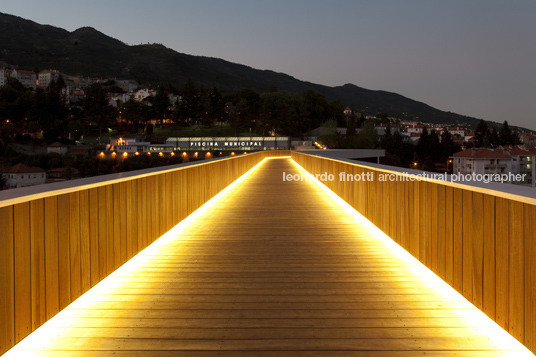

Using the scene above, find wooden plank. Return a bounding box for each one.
[437,185,446,280]
[119,182,127,262]
[113,184,121,269]
[137,178,145,252]
[97,186,108,279]
[105,185,114,275]
[0,206,14,355]
[445,186,454,286]
[452,188,463,293]
[462,190,473,301]
[525,203,536,352]
[13,203,31,343]
[471,192,484,310]
[508,200,524,342]
[88,188,99,287]
[57,194,71,310]
[69,192,81,301]
[30,200,46,330]
[44,196,59,319]
[79,190,91,293]
[411,181,420,259]
[495,197,509,330]
[430,183,438,274]
[423,182,431,266]
[482,194,496,320]
[125,181,133,259]
[131,180,139,256]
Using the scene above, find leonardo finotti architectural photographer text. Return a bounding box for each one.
[283,171,527,184]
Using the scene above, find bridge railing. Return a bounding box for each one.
[0,150,290,354]
[292,151,536,354]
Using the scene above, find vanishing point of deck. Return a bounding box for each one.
[5,158,532,355]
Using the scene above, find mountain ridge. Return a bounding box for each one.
[0,12,493,128]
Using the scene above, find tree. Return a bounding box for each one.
[489,128,500,148]
[346,114,357,137]
[440,129,459,157]
[499,120,512,146]
[176,78,200,124]
[474,119,489,147]
[417,127,429,160]
[83,84,117,141]
[206,87,225,126]
[152,85,171,124]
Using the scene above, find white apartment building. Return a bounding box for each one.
[447,127,466,139]
[10,69,37,89]
[38,69,63,88]
[407,124,425,135]
[453,145,536,185]
[1,163,46,189]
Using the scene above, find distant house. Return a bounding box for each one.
[47,142,68,155]
[447,127,466,139]
[407,124,426,135]
[519,131,536,146]
[134,88,157,102]
[38,69,63,88]
[453,145,536,184]
[1,163,46,188]
[10,69,37,89]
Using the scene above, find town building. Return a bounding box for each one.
[447,127,466,139]
[0,163,46,188]
[10,69,37,89]
[407,124,426,135]
[519,131,536,146]
[134,88,157,102]
[453,145,536,185]
[38,69,62,88]
[47,142,68,155]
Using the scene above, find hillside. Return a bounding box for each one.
[1,12,481,127]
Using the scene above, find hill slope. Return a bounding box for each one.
[1,12,480,126]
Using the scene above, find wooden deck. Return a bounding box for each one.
[5,158,532,356]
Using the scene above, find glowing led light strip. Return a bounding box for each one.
[5,156,274,355]
[289,158,533,354]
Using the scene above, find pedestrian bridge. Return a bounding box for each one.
[1,152,535,355]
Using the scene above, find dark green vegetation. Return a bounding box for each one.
[1,12,483,126]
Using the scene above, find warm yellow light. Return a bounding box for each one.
[170,152,175,156]
[147,152,151,156]
[99,152,105,157]
[135,152,139,156]
[182,152,188,156]
[289,159,532,355]
[4,158,271,355]
[194,152,198,158]
[205,152,212,159]
[158,152,164,157]
[122,152,128,158]
[230,152,235,156]
[111,152,116,158]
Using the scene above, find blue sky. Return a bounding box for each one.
[2,0,535,129]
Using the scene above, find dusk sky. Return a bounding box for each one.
[2,0,535,129]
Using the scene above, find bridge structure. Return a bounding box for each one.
[0,151,535,355]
